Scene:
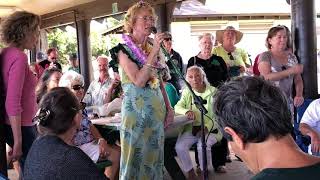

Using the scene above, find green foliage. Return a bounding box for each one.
[91,31,108,57]
[46,17,123,66]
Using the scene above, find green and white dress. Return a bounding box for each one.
[110,43,166,180]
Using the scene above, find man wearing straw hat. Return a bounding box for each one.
[213,26,251,78]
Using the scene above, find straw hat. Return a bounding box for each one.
[216,26,243,44]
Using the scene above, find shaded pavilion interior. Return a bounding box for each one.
[0,0,320,177]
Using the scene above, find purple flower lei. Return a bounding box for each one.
[122,34,147,65]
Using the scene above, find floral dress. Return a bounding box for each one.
[110,43,166,180]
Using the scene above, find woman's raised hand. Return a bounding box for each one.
[289,64,303,75]
[151,33,165,54]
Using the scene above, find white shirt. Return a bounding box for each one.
[301,98,320,133]
[83,77,112,106]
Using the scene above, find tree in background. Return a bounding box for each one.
[91,30,108,58]
[46,17,122,68]
[47,28,77,66]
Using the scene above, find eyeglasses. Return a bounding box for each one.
[72,84,84,91]
[136,16,155,22]
[228,52,234,60]
[164,38,172,41]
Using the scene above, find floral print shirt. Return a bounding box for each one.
[73,110,94,146]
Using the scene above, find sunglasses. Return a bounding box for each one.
[228,52,235,60]
[164,38,172,41]
[72,84,84,91]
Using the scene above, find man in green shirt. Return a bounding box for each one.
[213,76,320,180]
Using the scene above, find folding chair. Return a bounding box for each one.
[294,99,313,153]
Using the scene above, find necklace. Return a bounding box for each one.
[122,34,148,65]
[122,34,160,89]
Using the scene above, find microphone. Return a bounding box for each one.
[150,26,171,63]
[150,26,157,34]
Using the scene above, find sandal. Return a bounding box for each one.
[215,166,227,173]
[195,165,201,175]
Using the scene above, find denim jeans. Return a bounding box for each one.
[5,125,37,173]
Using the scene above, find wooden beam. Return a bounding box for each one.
[172,14,292,22]
[41,0,176,29]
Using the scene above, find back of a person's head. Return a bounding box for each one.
[213,76,292,143]
[0,11,40,45]
[34,87,80,135]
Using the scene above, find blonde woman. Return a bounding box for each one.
[109,1,173,179]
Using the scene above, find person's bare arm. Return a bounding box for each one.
[118,33,165,87]
[300,123,320,153]
[90,124,103,139]
[89,124,109,157]
[293,74,304,107]
[259,61,302,81]
[8,116,22,160]
[118,52,154,87]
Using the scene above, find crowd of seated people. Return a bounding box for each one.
[2,2,320,180]
[59,70,120,180]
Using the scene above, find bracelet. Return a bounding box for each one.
[98,138,105,145]
[144,63,157,69]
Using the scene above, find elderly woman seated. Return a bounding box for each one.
[59,70,120,180]
[24,87,106,179]
[174,66,222,179]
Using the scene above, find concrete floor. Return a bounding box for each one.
[8,153,253,180]
[164,152,254,180]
